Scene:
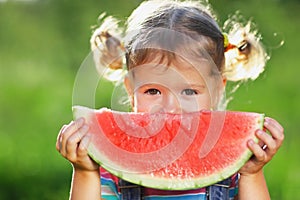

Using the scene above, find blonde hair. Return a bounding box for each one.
[90,0,268,82]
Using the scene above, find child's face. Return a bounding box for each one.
[125,58,224,113]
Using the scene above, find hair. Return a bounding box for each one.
[90,0,268,82]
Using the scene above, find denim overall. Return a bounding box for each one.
[118,177,232,200]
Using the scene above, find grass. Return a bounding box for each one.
[0,0,299,199]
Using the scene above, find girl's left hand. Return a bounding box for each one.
[239,117,284,175]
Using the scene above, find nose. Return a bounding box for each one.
[163,92,181,114]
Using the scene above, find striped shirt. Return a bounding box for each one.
[100,168,239,199]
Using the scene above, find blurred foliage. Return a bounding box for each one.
[0,0,299,199]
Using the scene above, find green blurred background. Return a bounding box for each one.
[0,0,299,199]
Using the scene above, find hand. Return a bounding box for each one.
[56,118,99,172]
[239,117,284,176]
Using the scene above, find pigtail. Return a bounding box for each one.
[222,16,269,82]
[90,13,126,81]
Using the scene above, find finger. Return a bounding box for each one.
[265,117,284,133]
[66,124,89,161]
[60,118,85,156]
[63,118,85,135]
[264,117,284,143]
[60,124,68,134]
[56,124,67,151]
[77,135,100,171]
[257,139,265,148]
[256,130,277,156]
[77,134,92,158]
[248,139,267,163]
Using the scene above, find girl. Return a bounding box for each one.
[56,0,284,199]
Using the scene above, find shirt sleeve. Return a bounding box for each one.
[229,173,239,199]
[100,167,120,199]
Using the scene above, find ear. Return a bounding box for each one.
[124,75,134,107]
[124,75,133,95]
[222,76,227,86]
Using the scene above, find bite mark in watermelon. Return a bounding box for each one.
[73,105,264,190]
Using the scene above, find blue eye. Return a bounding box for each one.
[181,89,198,95]
[145,88,161,95]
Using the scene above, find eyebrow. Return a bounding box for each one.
[182,83,206,89]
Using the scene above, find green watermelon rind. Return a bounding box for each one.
[87,130,260,190]
[73,105,264,190]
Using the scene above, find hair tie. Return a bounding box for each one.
[223,33,236,52]
[223,33,229,48]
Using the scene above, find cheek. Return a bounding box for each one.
[199,96,213,110]
[180,96,212,113]
[134,93,165,113]
[133,94,155,113]
[134,98,147,112]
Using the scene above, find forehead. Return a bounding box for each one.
[128,57,213,88]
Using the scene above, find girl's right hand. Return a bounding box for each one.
[56,118,99,172]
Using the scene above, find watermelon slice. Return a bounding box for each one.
[73,105,264,190]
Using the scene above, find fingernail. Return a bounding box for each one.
[248,140,254,146]
[257,130,262,135]
[264,117,271,124]
[76,118,84,125]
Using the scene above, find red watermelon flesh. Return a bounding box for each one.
[73,105,264,190]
